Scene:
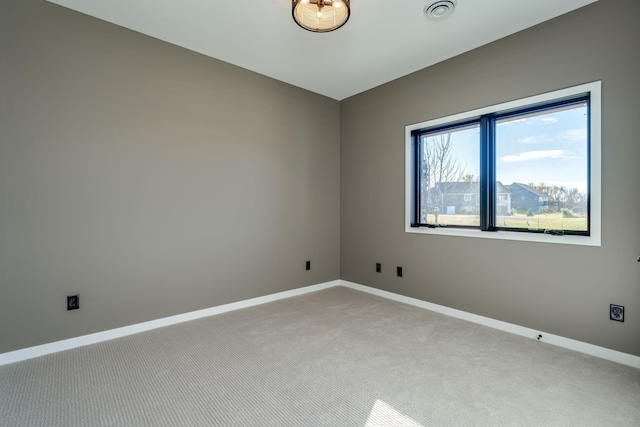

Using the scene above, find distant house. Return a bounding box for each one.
[433,181,512,215]
[507,182,549,213]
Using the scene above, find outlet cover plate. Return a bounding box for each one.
[67,294,79,311]
[610,304,624,322]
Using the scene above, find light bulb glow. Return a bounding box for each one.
[292,0,350,32]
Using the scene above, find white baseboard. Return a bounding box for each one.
[339,280,640,369]
[2,278,638,370]
[0,280,340,366]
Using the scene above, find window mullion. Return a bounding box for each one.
[479,115,496,231]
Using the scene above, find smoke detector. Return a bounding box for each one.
[425,1,456,19]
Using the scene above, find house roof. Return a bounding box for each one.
[436,181,510,194]
[507,182,548,197]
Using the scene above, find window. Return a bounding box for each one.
[405,82,601,246]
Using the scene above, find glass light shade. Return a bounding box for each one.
[292,0,351,33]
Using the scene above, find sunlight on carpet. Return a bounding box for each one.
[366,399,425,427]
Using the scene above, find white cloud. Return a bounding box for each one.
[540,117,558,124]
[500,150,568,162]
[559,128,587,142]
[517,128,587,144]
[518,135,553,144]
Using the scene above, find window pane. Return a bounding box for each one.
[420,124,480,227]
[495,102,588,232]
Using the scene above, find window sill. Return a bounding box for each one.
[405,226,600,247]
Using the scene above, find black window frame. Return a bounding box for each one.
[410,93,591,237]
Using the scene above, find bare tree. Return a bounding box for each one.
[421,133,467,224]
[528,182,587,214]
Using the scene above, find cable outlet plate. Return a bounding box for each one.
[376,263,381,273]
[610,304,624,322]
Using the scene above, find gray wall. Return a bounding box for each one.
[341,0,640,356]
[0,0,340,353]
[2,0,639,359]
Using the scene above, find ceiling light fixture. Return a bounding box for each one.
[424,0,456,19]
[292,0,351,33]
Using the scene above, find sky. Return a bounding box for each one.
[426,102,589,192]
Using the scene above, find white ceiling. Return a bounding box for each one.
[48,0,598,100]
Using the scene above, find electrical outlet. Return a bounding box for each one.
[397,266,403,277]
[376,263,381,273]
[306,260,311,270]
[610,304,624,322]
[67,294,79,311]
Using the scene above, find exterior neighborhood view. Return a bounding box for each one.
[419,102,588,232]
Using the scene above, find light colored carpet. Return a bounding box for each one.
[1,286,639,426]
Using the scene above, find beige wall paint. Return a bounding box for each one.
[341,0,640,356]
[0,0,340,353]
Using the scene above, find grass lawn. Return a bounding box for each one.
[428,212,588,231]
